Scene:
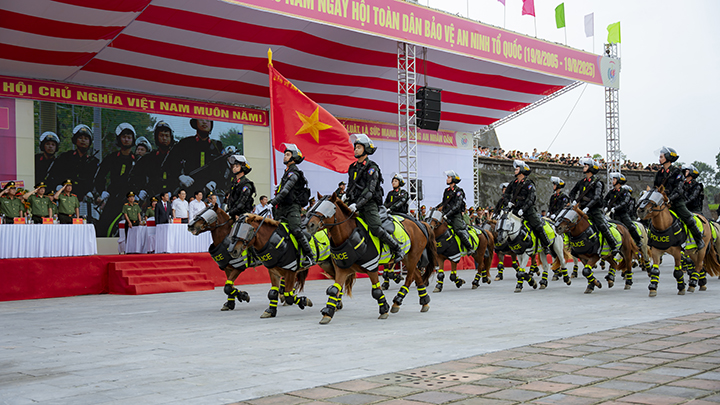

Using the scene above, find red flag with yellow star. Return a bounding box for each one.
[268,57,355,173]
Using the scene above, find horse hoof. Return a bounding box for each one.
[337,302,343,310]
[594,280,602,289]
[319,316,333,325]
[420,305,430,313]
[514,287,522,293]
[282,301,291,306]
[471,284,479,290]
[378,313,389,320]
[607,280,614,289]
[433,287,442,293]
[678,289,686,296]
[305,298,313,307]
[624,284,631,290]
[649,290,657,297]
[539,284,546,290]
[221,303,231,311]
[688,286,695,293]
[552,275,559,281]
[700,286,707,291]
[260,310,275,318]
[584,288,593,294]
[483,277,491,284]
[456,279,466,288]
[495,275,503,281]
[390,304,400,313]
[279,296,285,304]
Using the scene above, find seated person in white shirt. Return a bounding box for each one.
[172,189,190,223]
[252,195,273,218]
[188,190,207,222]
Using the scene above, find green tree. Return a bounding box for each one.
[219,127,244,154]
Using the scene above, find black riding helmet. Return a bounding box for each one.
[283,143,304,164]
[350,133,377,157]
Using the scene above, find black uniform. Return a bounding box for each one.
[135,148,173,198]
[504,177,551,248]
[167,135,224,195]
[226,176,255,217]
[272,162,313,260]
[384,187,409,214]
[347,159,404,259]
[548,191,570,218]
[35,153,55,185]
[569,174,619,252]
[93,151,137,237]
[47,150,99,198]
[334,187,345,199]
[605,187,641,244]
[494,194,508,215]
[437,184,473,251]
[655,166,703,243]
[684,178,704,213]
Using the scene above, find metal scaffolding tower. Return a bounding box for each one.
[397,42,419,215]
[605,43,621,180]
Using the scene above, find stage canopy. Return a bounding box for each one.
[0,0,619,133]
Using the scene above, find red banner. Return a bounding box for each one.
[338,118,457,147]
[0,75,269,126]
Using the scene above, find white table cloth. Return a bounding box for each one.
[125,225,149,254]
[155,223,211,254]
[0,224,98,259]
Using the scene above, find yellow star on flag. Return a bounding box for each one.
[295,107,332,143]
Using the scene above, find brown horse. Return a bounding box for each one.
[305,194,437,324]
[188,204,252,311]
[229,213,336,317]
[636,187,719,297]
[555,205,638,293]
[426,207,495,292]
[481,218,522,281]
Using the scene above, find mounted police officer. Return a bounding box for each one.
[225,155,256,219]
[384,173,409,214]
[568,157,620,256]
[268,144,315,267]
[436,170,474,254]
[682,164,704,214]
[655,147,704,249]
[503,160,553,255]
[605,173,642,248]
[36,131,59,184]
[548,176,569,220]
[47,124,99,199]
[493,182,509,217]
[346,134,405,262]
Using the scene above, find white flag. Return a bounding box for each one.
[584,13,594,37]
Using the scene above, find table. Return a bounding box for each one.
[155,223,212,254]
[126,225,149,254]
[0,224,98,259]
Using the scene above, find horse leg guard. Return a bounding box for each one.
[648,264,660,295]
[371,282,390,315]
[687,261,698,289]
[673,266,686,294]
[472,272,482,287]
[552,269,560,281]
[434,269,445,292]
[515,270,526,292]
[582,265,601,289]
[495,263,504,281]
[450,271,465,288]
[321,283,342,318]
[699,267,707,288]
[264,287,279,317]
[526,272,538,289]
[417,285,431,306]
[278,278,286,304]
[393,270,403,284]
[560,266,571,285]
[393,285,409,306]
[572,264,579,278]
[381,271,391,290]
[540,269,548,288]
[449,271,457,282]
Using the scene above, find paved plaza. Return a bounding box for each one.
[2,262,720,405]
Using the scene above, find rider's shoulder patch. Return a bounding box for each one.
[368,167,376,176]
[242,186,250,192]
[456,191,462,196]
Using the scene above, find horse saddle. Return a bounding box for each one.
[378,205,395,234]
[253,224,299,272]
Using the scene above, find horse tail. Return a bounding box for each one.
[483,230,494,274]
[702,222,720,277]
[618,224,638,273]
[295,268,309,292]
[344,272,357,297]
[421,221,438,286]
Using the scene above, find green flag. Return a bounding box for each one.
[555,3,565,29]
[607,21,621,43]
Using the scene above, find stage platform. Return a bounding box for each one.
[0,253,478,302]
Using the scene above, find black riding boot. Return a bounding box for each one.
[687,221,705,250]
[597,221,620,256]
[292,229,316,267]
[376,227,405,263]
[457,229,475,254]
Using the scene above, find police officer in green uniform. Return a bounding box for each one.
[122,191,142,234]
[346,134,405,262]
[24,182,53,223]
[57,179,80,224]
[384,174,409,214]
[568,157,620,255]
[604,173,642,248]
[654,146,704,249]
[268,144,315,267]
[0,181,24,223]
[146,197,157,219]
[437,170,474,253]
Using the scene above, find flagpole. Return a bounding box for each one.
[564,26,567,45]
[503,5,506,28]
[268,48,278,187]
[534,17,537,37]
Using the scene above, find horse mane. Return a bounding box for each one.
[330,193,354,217]
[245,213,280,226]
[572,205,589,221]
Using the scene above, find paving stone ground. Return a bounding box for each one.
[1,263,719,405]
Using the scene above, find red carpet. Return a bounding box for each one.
[0,253,479,302]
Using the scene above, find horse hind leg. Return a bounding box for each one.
[283,288,313,310]
[699,266,708,291]
[261,286,280,318]
[687,257,698,292]
[434,266,445,293]
[320,282,343,324]
[674,264,686,295]
[582,264,602,294]
[449,263,465,288]
[605,263,616,288]
[371,281,390,319]
[648,264,660,297]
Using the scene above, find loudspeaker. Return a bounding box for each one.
[416,87,441,131]
[410,178,423,201]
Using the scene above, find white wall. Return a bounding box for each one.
[273,139,474,208]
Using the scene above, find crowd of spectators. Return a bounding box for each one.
[475,146,656,171]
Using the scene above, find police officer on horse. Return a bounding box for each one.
[437,170,474,254]
[605,172,643,248]
[384,173,409,215]
[682,164,704,214]
[548,176,569,220]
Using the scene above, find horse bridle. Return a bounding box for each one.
[192,205,231,233]
[306,195,356,229]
